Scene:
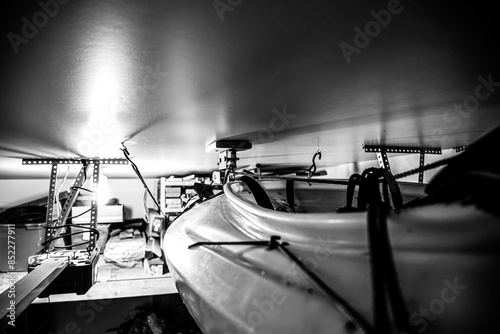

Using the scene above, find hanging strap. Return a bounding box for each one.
[237,176,274,210]
[363,170,416,334]
[286,180,296,213]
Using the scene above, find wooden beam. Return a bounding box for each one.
[0,258,68,331]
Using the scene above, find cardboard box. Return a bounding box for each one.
[72,204,124,224]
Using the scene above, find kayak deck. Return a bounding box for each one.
[165,180,500,334]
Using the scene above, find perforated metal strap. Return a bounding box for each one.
[44,163,58,246]
[418,151,425,183]
[376,150,391,173]
[23,158,128,165]
[89,161,100,249]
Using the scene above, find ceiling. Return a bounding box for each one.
[1,0,499,178]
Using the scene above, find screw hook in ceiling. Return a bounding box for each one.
[308,146,322,179]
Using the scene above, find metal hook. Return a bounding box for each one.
[307,146,322,178]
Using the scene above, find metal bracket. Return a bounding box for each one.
[206,140,252,153]
[89,161,100,249]
[418,151,425,183]
[364,144,441,182]
[23,158,127,251]
[46,163,58,241]
[218,149,238,171]
[364,145,442,155]
[44,164,88,252]
[376,150,391,173]
[22,158,128,165]
[207,140,251,184]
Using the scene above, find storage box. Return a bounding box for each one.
[0,222,45,272]
[72,204,124,224]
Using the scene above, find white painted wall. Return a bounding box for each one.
[0,178,159,220]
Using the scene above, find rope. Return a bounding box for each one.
[189,236,374,334]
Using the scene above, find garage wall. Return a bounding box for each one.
[0,178,159,220]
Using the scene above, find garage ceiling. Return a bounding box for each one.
[1,0,499,178]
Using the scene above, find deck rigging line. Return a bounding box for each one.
[189,235,375,333]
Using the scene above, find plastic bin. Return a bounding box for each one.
[0,221,45,272]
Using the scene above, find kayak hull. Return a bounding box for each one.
[164,180,500,334]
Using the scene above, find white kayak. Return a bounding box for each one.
[164,175,500,334]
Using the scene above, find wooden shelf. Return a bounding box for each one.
[33,275,177,303]
[0,258,177,304]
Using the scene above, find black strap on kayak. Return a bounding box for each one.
[237,175,274,210]
[346,173,361,209]
[364,170,416,334]
[382,169,404,210]
[188,235,375,334]
[357,168,381,210]
[358,168,403,211]
[285,180,296,213]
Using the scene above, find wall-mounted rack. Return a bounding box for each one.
[0,158,128,331]
[363,145,442,183]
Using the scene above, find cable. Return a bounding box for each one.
[45,223,98,230]
[121,143,166,218]
[43,224,99,249]
[42,232,100,248]
[53,241,94,249]
[70,186,93,193]
[143,189,149,223]
[66,208,92,220]
[393,156,456,180]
